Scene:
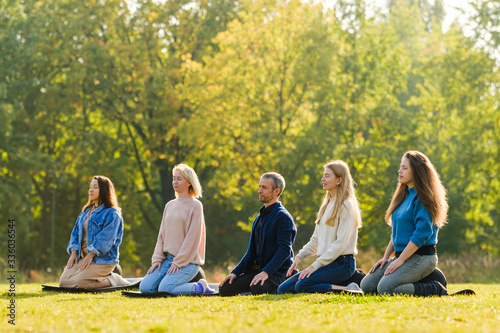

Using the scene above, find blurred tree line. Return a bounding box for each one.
[1,0,499,275]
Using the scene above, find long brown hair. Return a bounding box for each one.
[385,151,448,228]
[83,176,121,215]
[315,160,362,228]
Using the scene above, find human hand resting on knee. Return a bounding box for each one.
[384,257,404,275]
[147,261,162,274]
[219,273,237,287]
[66,251,78,269]
[167,263,180,275]
[369,258,389,274]
[287,257,301,277]
[299,266,316,280]
[250,271,269,286]
[79,253,95,271]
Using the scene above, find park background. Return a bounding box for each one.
[0,0,499,284]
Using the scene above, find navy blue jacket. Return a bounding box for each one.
[232,202,296,278]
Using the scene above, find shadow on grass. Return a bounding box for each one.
[1,289,124,300]
[1,291,57,299]
[251,292,397,304]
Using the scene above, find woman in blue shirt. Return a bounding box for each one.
[361,151,449,296]
[59,176,129,289]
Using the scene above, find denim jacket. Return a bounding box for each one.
[66,204,123,265]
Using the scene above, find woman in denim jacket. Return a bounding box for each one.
[59,176,129,289]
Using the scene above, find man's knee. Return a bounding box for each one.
[218,281,245,296]
[218,285,228,295]
[250,282,275,295]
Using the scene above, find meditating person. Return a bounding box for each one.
[361,150,449,296]
[277,160,362,294]
[139,164,213,295]
[60,176,129,288]
[219,172,296,296]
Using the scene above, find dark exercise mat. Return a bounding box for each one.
[42,278,142,293]
[449,289,476,296]
[325,288,475,297]
[121,290,219,298]
[327,288,364,295]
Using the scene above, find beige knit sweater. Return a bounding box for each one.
[151,197,206,268]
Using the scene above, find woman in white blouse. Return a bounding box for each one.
[278,160,362,293]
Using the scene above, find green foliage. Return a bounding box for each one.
[0,0,498,276]
[470,0,500,52]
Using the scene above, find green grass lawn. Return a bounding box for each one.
[2,284,499,332]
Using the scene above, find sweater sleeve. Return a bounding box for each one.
[296,224,319,260]
[151,204,169,264]
[172,200,205,268]
[311,203,357,270]
[409,199,434,248]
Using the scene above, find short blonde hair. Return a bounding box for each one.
[172,164,202,198]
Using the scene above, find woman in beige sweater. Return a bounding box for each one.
[139,164,213,294]
[277,160,362,293]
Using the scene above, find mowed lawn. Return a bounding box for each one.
[2,284,499,332]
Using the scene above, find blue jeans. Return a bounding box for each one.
[277,255,356,294]
[139,253,199,294]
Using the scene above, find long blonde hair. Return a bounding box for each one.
[172,164,203,198]
[315,160,362,228]
[385,151,448,228]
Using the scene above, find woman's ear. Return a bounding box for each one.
[337,177,343,186]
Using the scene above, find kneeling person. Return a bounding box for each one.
[278,160,362,294]
[219,172,297,296]
[139,164,213,295]
[59,176,129,289]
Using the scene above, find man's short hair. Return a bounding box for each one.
[261,172,286,198]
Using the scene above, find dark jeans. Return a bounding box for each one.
[218,270,285,296]
[277,255,356,294]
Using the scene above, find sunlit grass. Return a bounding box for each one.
[1,284,498,332]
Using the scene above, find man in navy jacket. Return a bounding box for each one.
[219,172,297,296]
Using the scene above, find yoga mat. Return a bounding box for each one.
[121,291,219,298]
[42,278,142,293]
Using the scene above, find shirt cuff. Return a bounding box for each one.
[87,245,101,256]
